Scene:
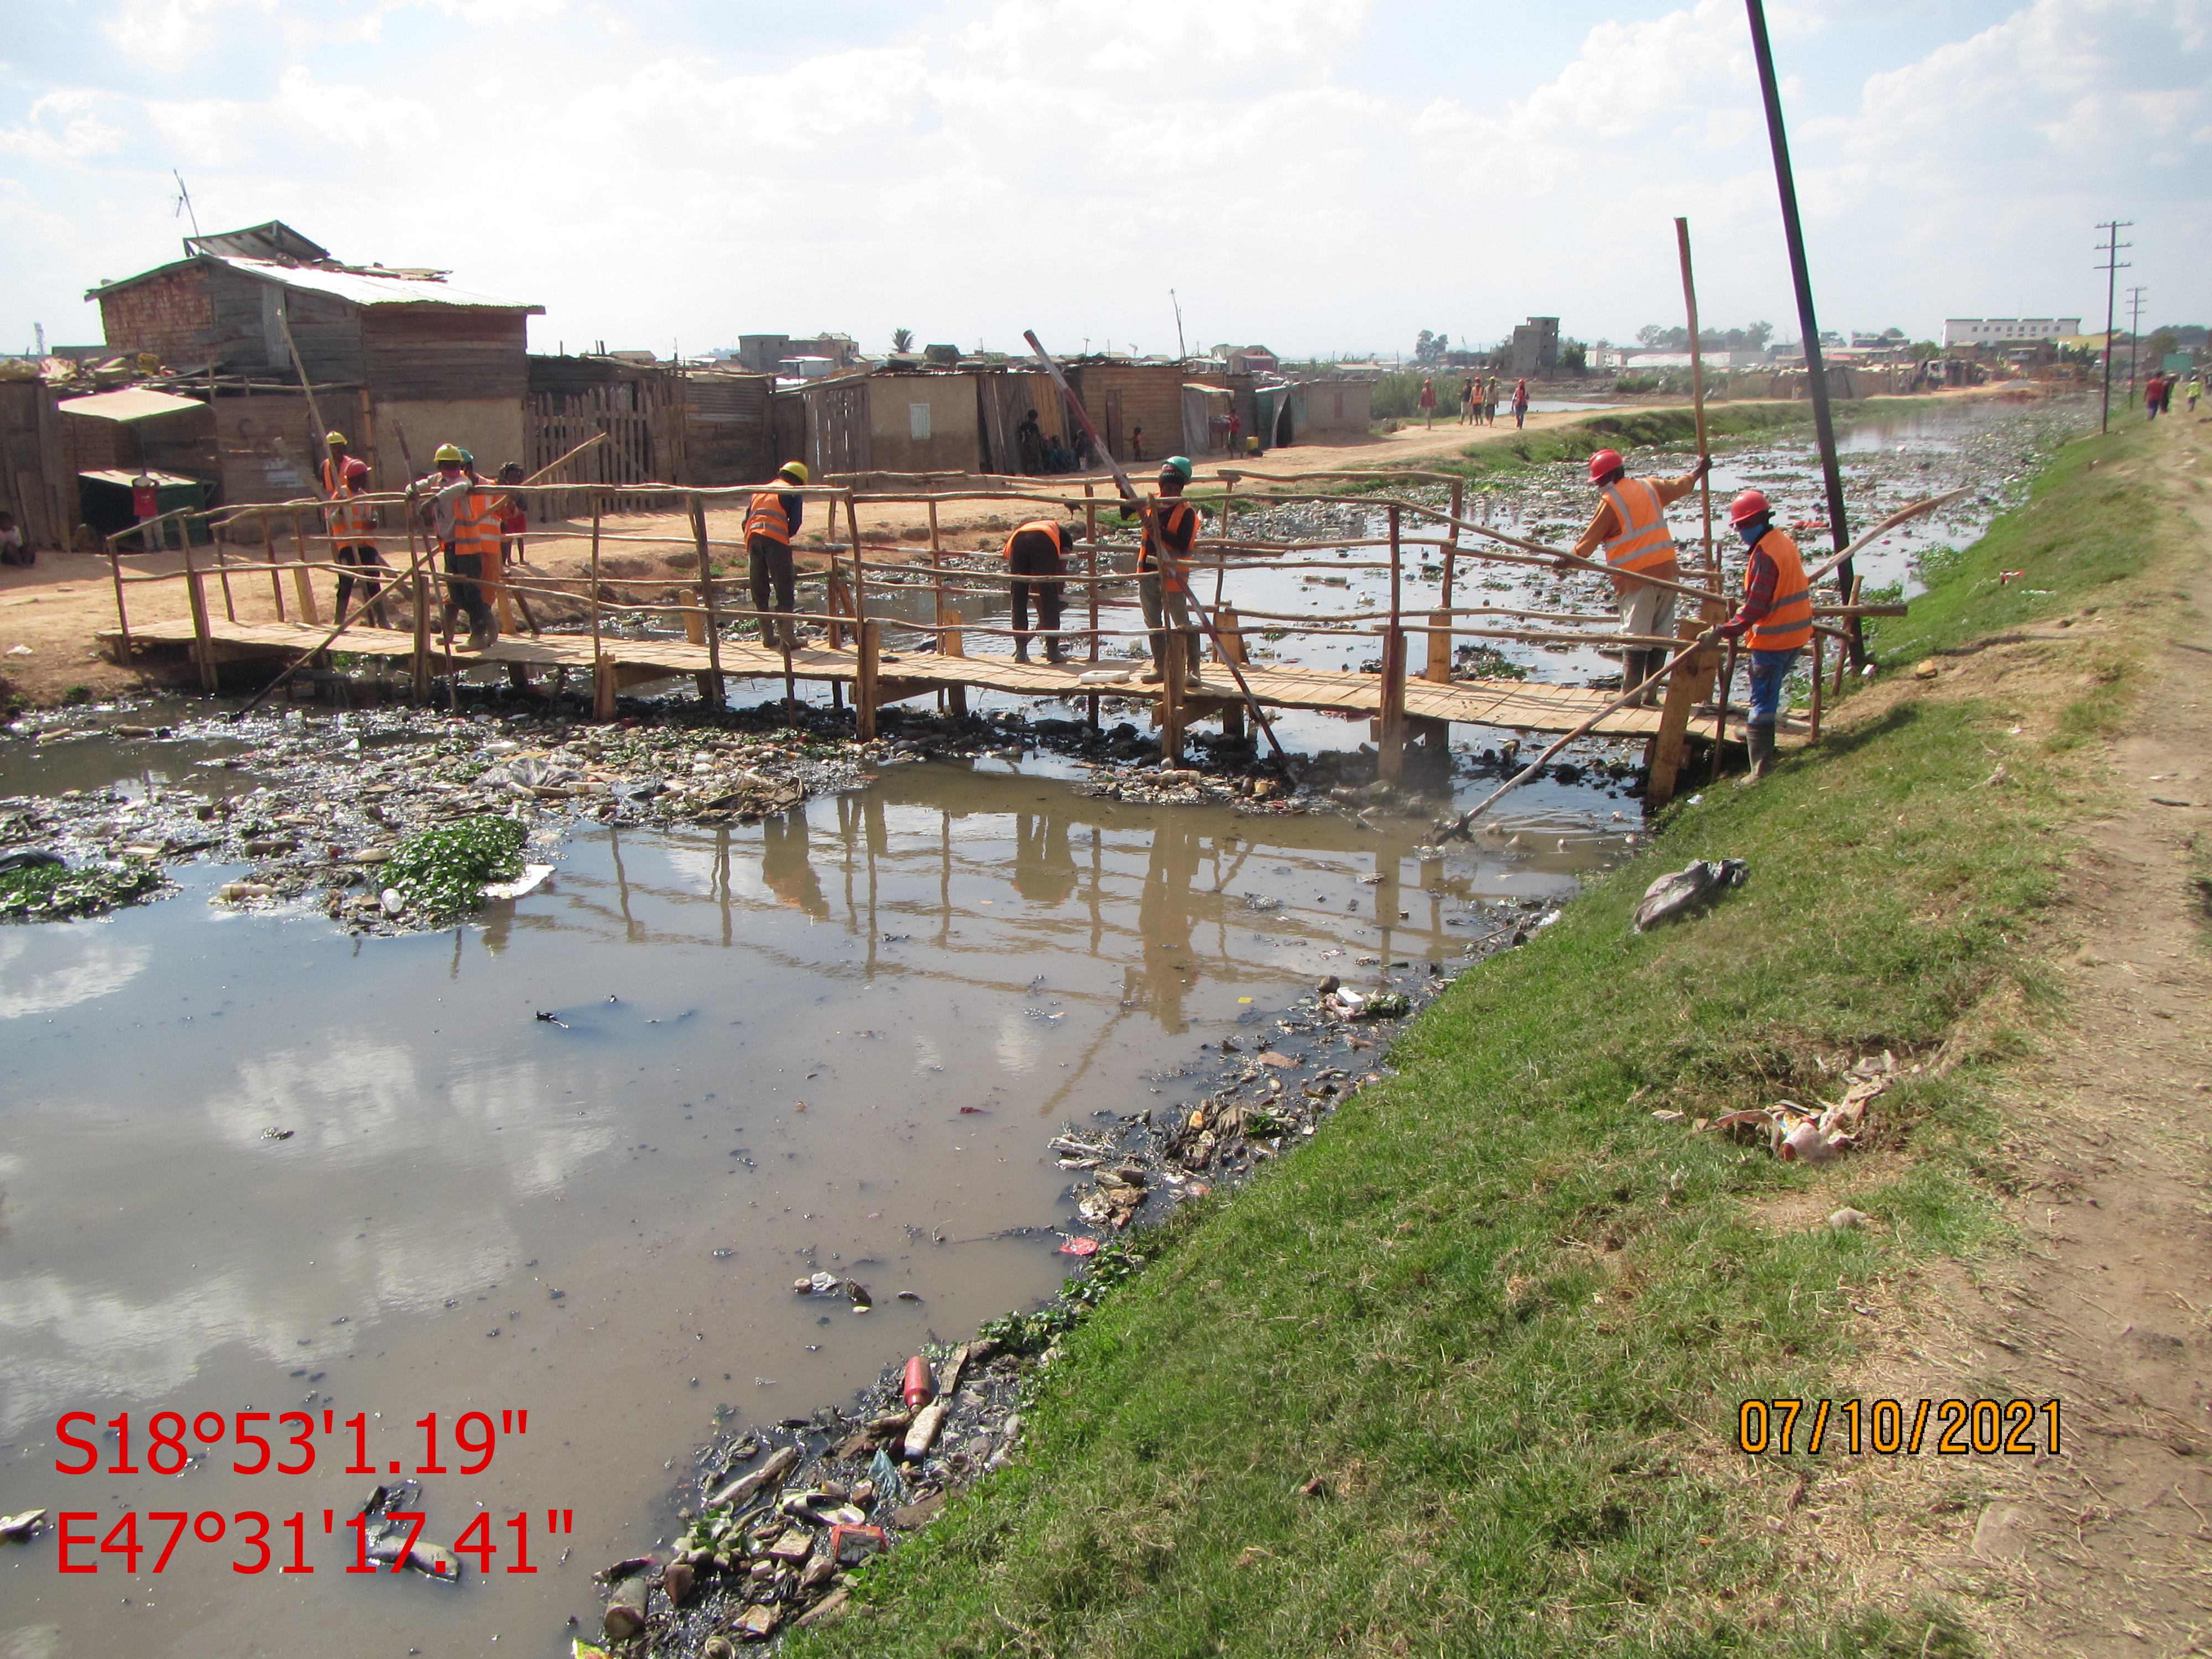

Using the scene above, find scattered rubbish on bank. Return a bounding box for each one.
[0,1511,46,1543]
[1828,1208,1876,1230]
[357,1481,457,1582]
[1632,858,1748,932]
[1704,1067,1902,1162]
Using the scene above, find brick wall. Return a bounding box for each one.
[98,268,218,368]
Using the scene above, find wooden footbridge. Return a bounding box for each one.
[100,467,1882,806]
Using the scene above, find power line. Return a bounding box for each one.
[2094,220,2132,434]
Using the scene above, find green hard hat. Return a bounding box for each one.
[1161,456,1194,482]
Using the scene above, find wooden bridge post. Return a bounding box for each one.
[182,540,218,692]
[855,618,881,741]
[262,515,287,621]
[289,509,320,625]
[846,490,869,639]
[1214,604,1248,741]
[1084,484,1100,731]
[213,525,237,622]
[1425,609,1453,682]
[105,533,134,666]
[408,514,432,705]
[691,494,724,708]
[1158,664,1183,764]
[1646,614,1723,809]
[587,495,611,719]
[1443,478,1462,610]
[1378,625,1407,782]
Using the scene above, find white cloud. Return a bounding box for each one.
[0,91,128,160]
[102,0,279,64]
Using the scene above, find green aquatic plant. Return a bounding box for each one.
[383,815,525,922]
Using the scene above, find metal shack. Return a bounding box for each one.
[86,221,544,497]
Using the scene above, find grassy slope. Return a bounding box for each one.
[793,418,2156,1659]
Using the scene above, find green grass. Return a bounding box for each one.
[781,410,2176,1659]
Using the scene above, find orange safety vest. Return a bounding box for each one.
[1747,528,1812,652]
[323,457,373,541]
[1140,500,1197,589]
[745,489,794,544]
[1598,476,1679,580]
[448,487,503,572]
[1001,520,1066,559]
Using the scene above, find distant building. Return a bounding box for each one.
[1943,317,2083,348]
[1227,345,1277,375]
[1503,317,1559,378]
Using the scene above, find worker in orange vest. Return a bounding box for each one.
[322,430,387,627]
[1717,488,1812,784]
[744,461,809,651]
[416,444,499,649]
[1136,457,1202,690]
[1564,446,1709,705]
[1002,518,1077,664]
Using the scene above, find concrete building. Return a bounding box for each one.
[1503,317,1560,378]
[1943,317,2083,348]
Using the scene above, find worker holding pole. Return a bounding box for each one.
[744,461,810,650]
[322,430,387,627]
[415,444,499,650]
[1563,446,1710,705]
[1001,517,1077,664]
[1716,488,1812,785]
[1138,457,1202,691]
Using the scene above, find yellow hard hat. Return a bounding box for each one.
[325,429,348,446]
[778,460,810,484]
[433,444,465,463]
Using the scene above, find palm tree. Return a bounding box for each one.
[891,328,914,354]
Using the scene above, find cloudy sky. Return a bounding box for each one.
[2,0,2205,361]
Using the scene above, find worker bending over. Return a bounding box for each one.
[417,444,500,649]
[323,431,387,627]
[1717,488,1812,785]
[1002,517,1077,664]
[1136,457,1203,690]
[1564,447,1709,706]
[744,461,809,651]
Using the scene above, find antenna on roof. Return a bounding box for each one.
[171,170,201,238]
[1170,289,1186,359]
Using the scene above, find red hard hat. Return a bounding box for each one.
[1729,489,1771,527]
[1587,448,1624,483]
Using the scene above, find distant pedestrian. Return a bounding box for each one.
[1485,377,1500,425]
[1458,377,1476,424]
[1016,409,1043,473]
[494,461,539,637]
[1130,424,1146,463]
[1227,409,1241,453]
[2161,374,2177,415]
[1418,377,1438,428]
[2146,374,2163,420]
[0,509,25,567]
[2188,373,2202,413]
[1512,378,1530,428]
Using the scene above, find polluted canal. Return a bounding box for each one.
[0,395,2084,1655]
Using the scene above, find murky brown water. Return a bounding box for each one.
[0,749,1610,1658]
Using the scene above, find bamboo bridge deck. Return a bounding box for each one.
[102,617,1688,739]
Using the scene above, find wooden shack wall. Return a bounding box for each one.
[681,373,771,486]
[803,379,872,479]
[1291,380,1371,439]
[0,380,72,550]
[363,308,526,403]
[210,389,321,528]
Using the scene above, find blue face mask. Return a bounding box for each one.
[1738,520,1766,548]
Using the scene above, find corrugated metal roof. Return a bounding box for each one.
[216,256,541,311]
[86,254,542,313]
[58,388,207,423]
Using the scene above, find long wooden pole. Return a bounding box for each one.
[1439,628,1721,838]
[1676,217,1718,594]
[691,492,724,708]
[1746,0,1858,665]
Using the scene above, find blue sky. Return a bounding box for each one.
[3,1,2206,359]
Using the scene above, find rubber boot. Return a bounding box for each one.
[1639,649,1667,707]
[1740,723,1776,786]
[1045,635,1069,665]
[1620,649,1650,705]
[1182,630,1204,691]
[1142,632,1167,684]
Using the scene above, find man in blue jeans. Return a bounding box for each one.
[1717,488,1812,785]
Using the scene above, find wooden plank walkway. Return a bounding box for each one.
[103,617,1682,738]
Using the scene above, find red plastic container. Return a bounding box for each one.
[901,1355,933,1408]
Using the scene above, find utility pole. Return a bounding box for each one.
[2094,220,2132,434]
[2125,284,2147,403]
[1744,0,1858,661]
